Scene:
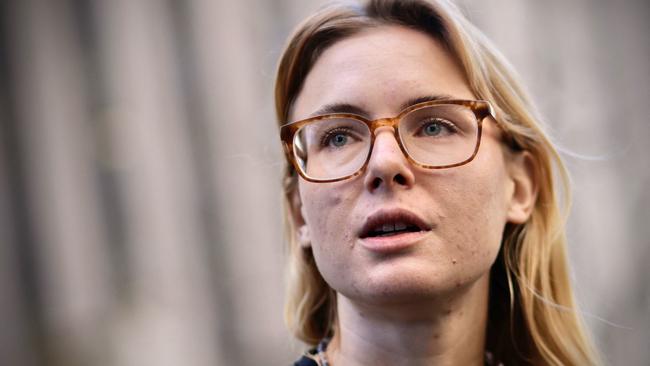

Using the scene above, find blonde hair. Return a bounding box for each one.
[274,1,600,364]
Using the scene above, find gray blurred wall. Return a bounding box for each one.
[0,0,647,365]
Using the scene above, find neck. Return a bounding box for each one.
[327,274,490,366]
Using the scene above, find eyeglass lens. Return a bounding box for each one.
[293,104,479,180]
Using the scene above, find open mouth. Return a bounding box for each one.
[359,209,431,239]
[363,222,423,237]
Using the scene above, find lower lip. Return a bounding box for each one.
[359,230,430,253]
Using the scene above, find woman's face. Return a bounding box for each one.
[292,26,526,303]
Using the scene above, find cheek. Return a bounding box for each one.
[299,182,357,264]
[436,150,510,270]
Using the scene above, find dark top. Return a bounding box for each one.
[292,354,319,366]
[292,338,503,365]
[292,339,329,366]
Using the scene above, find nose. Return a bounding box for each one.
[363,128,415,192]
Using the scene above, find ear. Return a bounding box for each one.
[289,186,312,249]
[505,151,538,224]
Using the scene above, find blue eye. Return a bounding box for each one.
[423,123,443,136]
[417,118,457,137]
[321,127,354,148]
[329,133,348,147]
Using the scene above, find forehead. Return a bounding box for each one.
[292,25,476,121]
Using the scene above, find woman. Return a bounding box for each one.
[275,0,600,365]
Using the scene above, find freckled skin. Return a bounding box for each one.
[293,26,515,305]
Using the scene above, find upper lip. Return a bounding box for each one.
[358,208,432,238]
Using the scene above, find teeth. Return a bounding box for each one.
[382,223,394,232]
[378,222,408,233]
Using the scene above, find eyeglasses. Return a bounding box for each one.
[280,99,496,183]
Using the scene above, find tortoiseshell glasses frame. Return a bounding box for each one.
[280,99,496,183]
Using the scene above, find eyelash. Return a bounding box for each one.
[320,127,353,147]
[416,118,458,135]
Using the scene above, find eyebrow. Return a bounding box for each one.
[399,94,455,111]
[309,93,456,118]
[309,103,368,118]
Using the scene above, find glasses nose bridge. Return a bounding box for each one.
[369,116,400,136]
[367,116,408,161]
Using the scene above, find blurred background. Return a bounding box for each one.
[0,0,648,365]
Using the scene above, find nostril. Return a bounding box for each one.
[394,174,407,185]
[371,177,382,189]
[369,174,407,190]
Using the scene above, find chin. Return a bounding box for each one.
[336,257,488,304]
